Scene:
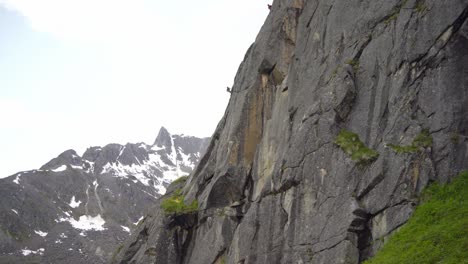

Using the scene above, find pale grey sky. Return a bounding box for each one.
[0,0,271,177]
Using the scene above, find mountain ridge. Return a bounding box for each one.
[0,127,209,263]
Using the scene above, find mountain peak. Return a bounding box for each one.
[40,149,82,170]
[153,126,172,147]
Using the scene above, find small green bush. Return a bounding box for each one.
[364,171,468,264]
[161,189,198,215]
[388,129,432,154]
[335,129,379,165]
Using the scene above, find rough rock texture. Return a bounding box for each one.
[0,127,209,264]
[116,1,468,263]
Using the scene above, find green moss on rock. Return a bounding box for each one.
[161,189,198,215]
[388,129,432,154]
[364,171,468,264]
[335,129,379,165]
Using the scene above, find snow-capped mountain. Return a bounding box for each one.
[0,127,209,264]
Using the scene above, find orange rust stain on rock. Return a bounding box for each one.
[228,142,239,165]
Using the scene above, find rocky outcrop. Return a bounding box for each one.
[116,0,468,263]
[0,127,209,264]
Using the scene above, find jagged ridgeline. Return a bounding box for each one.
[0,127,209,264]
[114,0,468,263]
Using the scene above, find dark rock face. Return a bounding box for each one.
[0,127,209,264]
[115,1,468,263]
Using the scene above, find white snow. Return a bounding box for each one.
[13,174,20,184]
[71,165,83,170]
[99,139,197,196]
[151,145,164,151]
[69,196,82,208]
[58,214,106,231]
[21,248,44,256]
[101,162,152,186]
[83,161,95,173]
[134,216,144,225]
[79,231,86,237]
[155,185,166,195]
[11,209,18,215]
[138,143,147,150]
[34,230,48,237]
[121,225,131,233]
[59,233,67,238]
[179,152,194,169]
[53,165,67,172]
[55,239,63,244]
[116,146,125,160]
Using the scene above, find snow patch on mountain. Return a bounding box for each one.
[58,215,106,231]
[12,174,21,184]
[69,196,81,208]
[134,216,144,225]
[121,226,131,233]
[34,230,48,237]
[53,165,67,172]
[21,248,44,256]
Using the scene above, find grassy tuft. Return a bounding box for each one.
[345,59,360,71]
[388,129,432,154]
[335,129,379,165]
[161,189,198,215]
[364,171,468,264]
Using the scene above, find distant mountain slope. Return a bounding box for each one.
[0,127,209,264]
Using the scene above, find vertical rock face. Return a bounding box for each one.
[0,127,209,264]
[116,0,468,263]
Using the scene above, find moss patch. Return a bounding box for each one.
[364,171,468,264]
[161,189,198,215]
[414,2,427,13]
[388,129,432,154]
[335,129,379,165]
[345,59,360,71]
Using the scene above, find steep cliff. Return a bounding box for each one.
[115,0,468,263]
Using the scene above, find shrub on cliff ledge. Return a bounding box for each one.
[161,189,198,215]
[335,129,379,165]
[364,171,468,264]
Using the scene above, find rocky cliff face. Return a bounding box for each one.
[0,127,209,264]
[115,1,468,263]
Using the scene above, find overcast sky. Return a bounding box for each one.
[0,0,271,177]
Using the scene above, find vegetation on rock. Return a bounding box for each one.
[364,171,468,264]
[335,129,379,165]
[388,129,432,154]
[161,189,198,215]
